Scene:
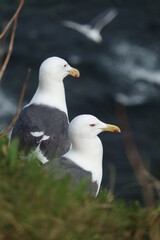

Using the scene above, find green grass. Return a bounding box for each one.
[0,137,159,240]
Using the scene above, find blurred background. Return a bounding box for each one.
[0,0,160,202]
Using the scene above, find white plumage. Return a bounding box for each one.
[62,8,118,44]
[28,57,80,115]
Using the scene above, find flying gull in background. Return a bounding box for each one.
[45,114,121,196]
[11,57,80,163]
[62,8,118,44]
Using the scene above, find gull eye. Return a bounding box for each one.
[90,124,95,127]
[64,64,67,67]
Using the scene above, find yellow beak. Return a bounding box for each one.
[68,68,80,78]
[102,124,121,133]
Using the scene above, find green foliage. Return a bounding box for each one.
[0,138,159,240]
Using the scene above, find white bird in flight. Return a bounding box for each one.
[62,8,118,44]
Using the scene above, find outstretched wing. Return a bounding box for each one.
[92,8,118,32]
[62,20,90,35]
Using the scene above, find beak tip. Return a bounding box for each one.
[74,73,80,78]
[114,128,121,133]
[68,68,80,78]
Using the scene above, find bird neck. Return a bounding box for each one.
[64,137,103,188]
[29,77,68,116]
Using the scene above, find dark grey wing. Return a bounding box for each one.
[62,20,91,36]
[45,157,98,196]
[11,104,70,159]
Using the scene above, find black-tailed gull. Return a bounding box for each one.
[45,114,120,196]
[11,57,80,163]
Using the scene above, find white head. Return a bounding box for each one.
[29,57,80,113]
[39,56,80,87]
[69,114,121,142]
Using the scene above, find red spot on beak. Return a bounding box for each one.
[74,74,78,77]
[114,129,118,133]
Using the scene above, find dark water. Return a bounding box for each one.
[0,0,160,201]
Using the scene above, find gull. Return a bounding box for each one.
[10,57,80,163]
[45,114,121,196]
[62,8,118,44]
